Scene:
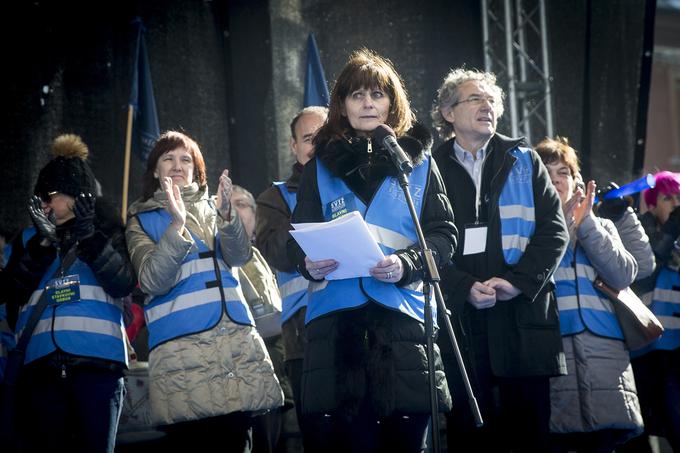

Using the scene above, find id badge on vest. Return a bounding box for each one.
[324,193,358,220]
[45,274,81,305]
[463,223,487,256]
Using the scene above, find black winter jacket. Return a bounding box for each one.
[255,163,303,273]
[2,198,136,345]
[288,124,457,285]
[434,133,568,378]
[286,125,456,416]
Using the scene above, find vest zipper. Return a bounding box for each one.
[367,137,373,154]
[61,363,67,378]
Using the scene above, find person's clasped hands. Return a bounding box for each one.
[467,277,522,309]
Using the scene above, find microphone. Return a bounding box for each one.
[372,124,414,174]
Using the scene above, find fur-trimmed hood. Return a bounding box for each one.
[314,122,432,181]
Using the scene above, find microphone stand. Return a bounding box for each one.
[394,167,483,453]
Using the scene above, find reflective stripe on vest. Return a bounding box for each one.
[306,155,431,324]
[499,147,535,265]
[553,246,624,340]
[633,266,680,355]
[274,182,309,322]
[137,209,254,350]
[15,256,127,365]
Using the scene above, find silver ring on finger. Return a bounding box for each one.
[387,271,392,279]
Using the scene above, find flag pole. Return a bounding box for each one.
[121,104,134,223]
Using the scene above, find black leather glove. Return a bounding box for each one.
[662,205,680,239]
[27,195,57,243]
[596,182,629,222]
[73,193,96,241]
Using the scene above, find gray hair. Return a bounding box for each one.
[431,68,505,140]
[232,185,256,213]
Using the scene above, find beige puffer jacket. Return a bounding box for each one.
[126,183,283,426]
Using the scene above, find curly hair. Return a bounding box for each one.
[431,68,505,140]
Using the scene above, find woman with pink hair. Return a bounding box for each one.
[621,171,680,452]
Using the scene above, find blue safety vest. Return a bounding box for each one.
[632,266,680,356]
[306,155,431,324]
[137,209,255,350]
[553,245,624,340]
[273,182,309,323]
[0,229,37,376]
[15,253,128,365]
[499,147,536,265]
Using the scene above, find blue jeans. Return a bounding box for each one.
[19,361,125,453]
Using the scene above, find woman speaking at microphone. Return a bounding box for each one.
[287,49,457,452]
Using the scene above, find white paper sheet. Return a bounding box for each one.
[290,211,385,280]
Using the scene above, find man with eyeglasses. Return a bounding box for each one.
[431,69,568,452]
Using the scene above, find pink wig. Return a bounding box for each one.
[644,171,680,207]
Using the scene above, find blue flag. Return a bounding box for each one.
[129,18,160,162]
[303,33,330,107]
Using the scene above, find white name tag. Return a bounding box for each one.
[463,224,487,256]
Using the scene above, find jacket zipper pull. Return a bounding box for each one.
[367,137,373,154]
[61,364,67,378]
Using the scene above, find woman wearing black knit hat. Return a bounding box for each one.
[1,134,136,452]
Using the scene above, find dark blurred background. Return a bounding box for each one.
[1,0,679,238]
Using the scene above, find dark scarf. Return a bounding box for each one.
[315,123,432,204]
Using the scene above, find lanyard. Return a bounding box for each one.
[473,151,489,222]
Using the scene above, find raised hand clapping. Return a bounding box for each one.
[162,177,186,233]
[216,169,233,220]
[73,193,96,240]
[28,195,57,244]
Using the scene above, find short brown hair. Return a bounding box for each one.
[534,136,580,176]
[142,131,207,200]
[314,49,415,144]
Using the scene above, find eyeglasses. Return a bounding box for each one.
[39,191,59,203]
[451,95,497,108]
[233,199,255,211]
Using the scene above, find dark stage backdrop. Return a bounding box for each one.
[0,0,651,237]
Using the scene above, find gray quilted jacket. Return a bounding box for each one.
[126,183,283,425]
[549,214,643,440]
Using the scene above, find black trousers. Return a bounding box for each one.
[442,320,551,453]
[304,409,429,453]
[160,412,253,453]
[18,363,125,453]
[617,349,680,453]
